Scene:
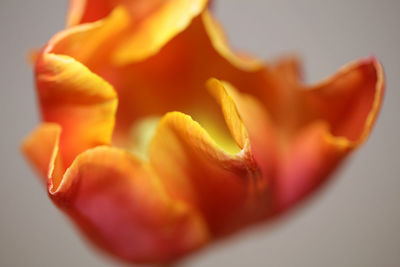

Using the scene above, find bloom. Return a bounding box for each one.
[22,0,384,264]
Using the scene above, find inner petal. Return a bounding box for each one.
[124,105,241,160]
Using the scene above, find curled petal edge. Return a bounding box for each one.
[307,57,385,148]
[23,123,210,264]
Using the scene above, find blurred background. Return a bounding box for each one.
[0,0,399,266]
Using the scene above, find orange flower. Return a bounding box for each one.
[22,0,384,264]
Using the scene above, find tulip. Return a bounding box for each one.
[22,0,384,264]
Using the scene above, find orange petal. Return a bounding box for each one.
[21,123,61,180]
[47,142,210,263]
[149,79,272,236]
[36,53,117,167]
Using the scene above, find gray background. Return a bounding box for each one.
[1,0,399,266]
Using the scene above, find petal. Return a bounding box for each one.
[48,143,210,263]
[206,78,248,149]
[114,0,208,64]
[36,53,118,167]
[21,123,61,180]
[301,57,384,143]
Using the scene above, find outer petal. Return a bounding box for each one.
[276,57,385,211]
[301,57,384,143]
[36,53,117,167]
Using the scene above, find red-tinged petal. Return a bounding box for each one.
[301,57,384,143]
[21,123,61,180]
[273,57,385,211]
[36,53,117,167]
[48,144,210,264]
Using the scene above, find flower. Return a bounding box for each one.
[22,0,385,265]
